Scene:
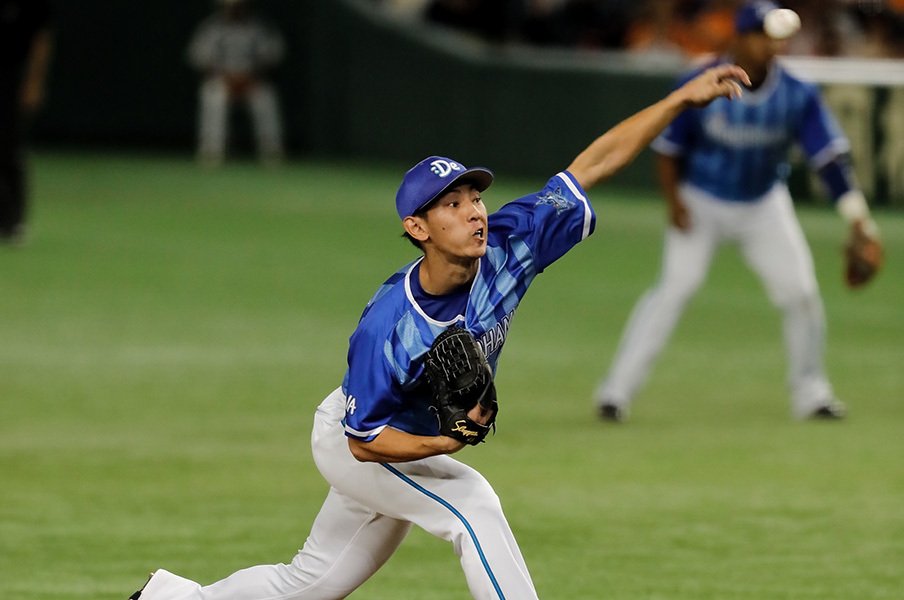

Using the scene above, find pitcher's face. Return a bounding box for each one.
[419,183,489,260]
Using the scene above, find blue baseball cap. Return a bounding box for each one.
[395,156,494,220]
[735,1,781,34]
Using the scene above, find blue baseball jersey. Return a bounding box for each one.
[342,171,595,441]
[652,57,849,202]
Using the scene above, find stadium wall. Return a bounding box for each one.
[34,0,904,203]
[301,1,675,188]
[33,0,669,189]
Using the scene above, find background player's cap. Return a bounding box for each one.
[396,156,494,220]
[735,1,781,34]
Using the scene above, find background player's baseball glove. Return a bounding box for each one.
[844,222,883,289]
[422,327,498,445]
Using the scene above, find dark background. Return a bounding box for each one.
[31,1,903,203]
[33,1,675,187]
[36,1,312,150]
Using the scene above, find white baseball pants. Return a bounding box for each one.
[136,387,537,600]
[197,77,284,164]
[596,183,834,418]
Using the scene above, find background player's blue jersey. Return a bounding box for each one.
[652,57,850,202]
[342,171,595,441]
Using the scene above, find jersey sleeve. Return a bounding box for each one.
[651,109,696,157]
[651,63,712,157]
[488,171,595,273]
[342,325,405,442]
[796,83,850,170]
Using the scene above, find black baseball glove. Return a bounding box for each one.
[422,327,498,445]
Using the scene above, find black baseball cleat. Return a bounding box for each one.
[599,403,626,423]
[808,402,846,420]
[128,572,154,599]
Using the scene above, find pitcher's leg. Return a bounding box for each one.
[310,387,535,600]
[135,488,410,600]
[133,389,411,600]
[198,488,410,599]
[367,459,536,600]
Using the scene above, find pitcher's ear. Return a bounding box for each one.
[403,215,429,243]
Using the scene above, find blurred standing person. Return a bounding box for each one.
[593,1,883,423]
[624,0,685,61]
[0,0,53,245]
[188,0,285,167]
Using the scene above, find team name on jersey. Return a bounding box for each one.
[703,113,785,148]
[345,394,357,415]
[477,309,516,359]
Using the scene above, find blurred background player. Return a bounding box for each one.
[187,0,285,167]
[593,0,883,423]
[0,0,53,245]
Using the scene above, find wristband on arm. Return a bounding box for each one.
[819,157,878,237]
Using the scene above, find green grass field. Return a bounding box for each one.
[2,152,902,599]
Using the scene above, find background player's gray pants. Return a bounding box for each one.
[197,78,284,165]
[597,184,834,418]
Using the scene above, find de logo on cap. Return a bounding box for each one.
[395,156,494,220]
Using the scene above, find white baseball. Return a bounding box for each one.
[763,8,801,40]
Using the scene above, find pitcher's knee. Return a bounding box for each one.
[451,490,505,539]
[278,559,310,587]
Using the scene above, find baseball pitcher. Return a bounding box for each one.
[130,64,748,599]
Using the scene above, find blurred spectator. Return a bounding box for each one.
[188,0,285,167]
[841,0,904,58]
[777,0,845,56]
[675,0,737,56]
[521,0,634,49]
[624,0,685,59]
[425,0,526,43]
[0,0,53,245]
[627,0,735,60]
[404,0,904,59]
